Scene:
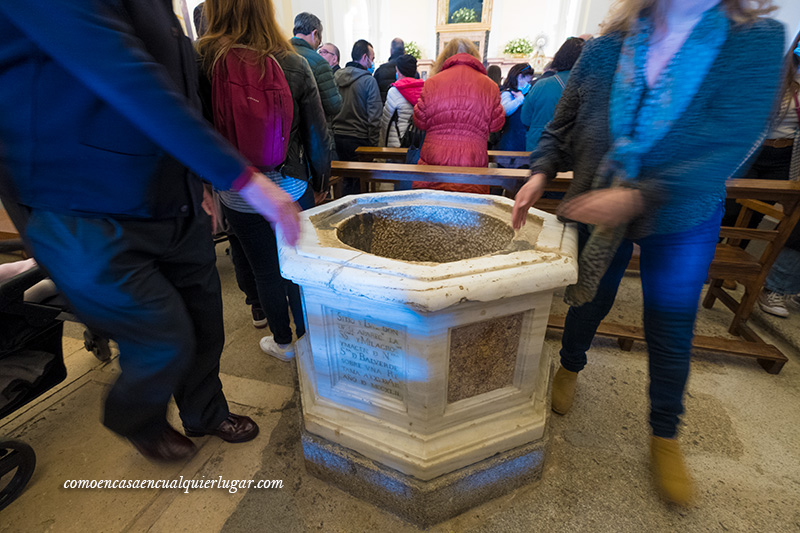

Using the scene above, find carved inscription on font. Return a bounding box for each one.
[326,308,406,402]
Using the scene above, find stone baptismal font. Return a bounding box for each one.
[279,190,577,526]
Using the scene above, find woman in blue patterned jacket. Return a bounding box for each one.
[512,0,785,505]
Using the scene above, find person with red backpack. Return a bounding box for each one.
[196,0,330,361]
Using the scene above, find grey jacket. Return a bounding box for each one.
[333,62,382,145]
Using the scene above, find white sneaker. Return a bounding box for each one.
[758,289,789,318]
[259,335,295,361]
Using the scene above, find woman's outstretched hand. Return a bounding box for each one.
[557,188,644,227]
[512,173,547,230]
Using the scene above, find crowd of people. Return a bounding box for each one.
[0,0,797,511]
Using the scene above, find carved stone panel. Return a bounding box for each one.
[448,313,523,403]
[326,308,407,403]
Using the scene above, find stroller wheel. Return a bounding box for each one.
[83,329,112,362]
[0,440,36,512]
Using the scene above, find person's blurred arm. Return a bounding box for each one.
[500,90,524,116]
[0,1,300,243]
[0,0,247,192]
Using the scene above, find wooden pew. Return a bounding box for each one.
[329,160,571,199]
[354,147,531,169]
[331,160,529,195]
[329,160,800,374]
[0,206,20,241]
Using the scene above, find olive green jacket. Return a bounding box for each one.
[290,37,342,119]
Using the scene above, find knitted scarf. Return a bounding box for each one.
[564,4,729,306]
[792,93,800,182]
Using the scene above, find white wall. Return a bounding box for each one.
[773,1,800,48]
[185,0,800,58]
[576,0,800,48]
[488,0,568,57]
[374,2,437,62]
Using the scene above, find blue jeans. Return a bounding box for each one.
[764,246,800,295]
[560,206,722,438]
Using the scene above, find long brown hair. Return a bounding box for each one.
[430,38,481,76]
[195,0,293,77]
[600,0,776,35]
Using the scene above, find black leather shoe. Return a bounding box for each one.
[184,413,259,443]
[129,427,197,462]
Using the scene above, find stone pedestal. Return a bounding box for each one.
[300,404,549,527]
[279,191,577,524]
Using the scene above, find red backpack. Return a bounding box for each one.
[212,47,293,170]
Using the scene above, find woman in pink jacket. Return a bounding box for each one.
[413,38,505,194]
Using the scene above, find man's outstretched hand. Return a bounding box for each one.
[239,173,301,245]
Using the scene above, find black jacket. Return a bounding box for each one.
[199,52,331,193]
[0,0,249,218]
[374,54,402,103]
[274,53,331,192]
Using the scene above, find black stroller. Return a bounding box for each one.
[0,240,110,511]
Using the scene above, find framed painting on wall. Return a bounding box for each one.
[436,0,493,32]
[435,0,493,62]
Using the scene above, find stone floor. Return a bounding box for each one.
[2,244,800,532]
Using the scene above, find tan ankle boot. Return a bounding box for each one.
[650,436,694,506]
[551,366,578,415]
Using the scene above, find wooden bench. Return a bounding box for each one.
[328,161,800,373]
[0,206,20,241]
[354,147,531,169]
[330,160,570,199]
[331,160,530,196]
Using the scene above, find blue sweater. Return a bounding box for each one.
[530,19,785,236]
[0,0,249,218]
[521,71,570,152]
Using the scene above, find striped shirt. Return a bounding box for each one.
[217,170,307,213]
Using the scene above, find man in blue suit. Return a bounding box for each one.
[0,0,300,461]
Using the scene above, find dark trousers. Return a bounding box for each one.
[221,186,313,345]
[20,208,228,439]
[560,206,722,438]
[721,145,792,247]
[334,134,371,196]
